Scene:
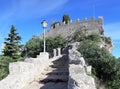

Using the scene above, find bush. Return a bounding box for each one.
[77,40,119,88]
[25,35,67,58]
[0,56,13,80]
[73,33,101,42]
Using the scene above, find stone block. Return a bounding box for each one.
[0,53,50,89]
[57,48,61,56]
[53,49,57,57]
[37,52,49,60]
[9,62,34,75]
[85,66,92,75]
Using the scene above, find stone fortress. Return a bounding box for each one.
[40,16,113,52]
[40,16,104,41]
[0,16,113,89]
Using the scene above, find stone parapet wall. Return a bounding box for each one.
[68,48,96,89]
[0,48,62,89]
[0,52,50,89]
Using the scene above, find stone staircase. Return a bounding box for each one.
[22,55,69,89]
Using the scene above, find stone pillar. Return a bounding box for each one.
[53,49,57,57]
[85,66,92,75]
[57,48,61,56]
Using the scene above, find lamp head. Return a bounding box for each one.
[41,20,47,28]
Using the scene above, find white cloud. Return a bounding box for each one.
[0,0,68,21]
[104,22,120,40]
[9,0,68,19]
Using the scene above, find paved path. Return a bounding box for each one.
[22,55,69,89]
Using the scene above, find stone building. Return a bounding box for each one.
[40,16,104,41]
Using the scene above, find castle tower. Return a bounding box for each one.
[98,16,103,25]
[82,18,87,22]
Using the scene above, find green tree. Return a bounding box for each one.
[0,56,12,80]
[3,25,22,59]
[62,14,70,24]
[73,31,101,42]
[107,58,120,89]
[25,35,67,58]
[54,35,67,48]
[25,36,43,58]
[77,40,119,88]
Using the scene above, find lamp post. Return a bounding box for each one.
[41,20,47,53]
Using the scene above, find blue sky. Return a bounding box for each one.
[0,0,120,58]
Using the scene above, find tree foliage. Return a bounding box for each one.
[25,35,67,58]
[3,25,22,59]
[62,14,70,24]
[25,36,43,58]
[0,56,12,80]
[77,40,120,89]
[0,25,24,80]
[73,31,101,42]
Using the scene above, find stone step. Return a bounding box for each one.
[44,67,68,72]
[49,65,67,68]
[50,63,67,66]
[43,68,68,72]
[39,82,68,89]
[39,75,68,84]
[42,71,69,76]
[22,82,43,89]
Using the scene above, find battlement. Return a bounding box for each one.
[40,16,104,41]
[50,16,103,29]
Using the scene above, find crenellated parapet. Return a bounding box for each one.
[40,16,104,41]
[50,16,103,29]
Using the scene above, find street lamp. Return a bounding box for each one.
[41,20,47,53]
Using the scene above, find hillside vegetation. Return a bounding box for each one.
[75,33,120,89]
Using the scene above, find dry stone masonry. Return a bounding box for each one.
[0,46,97,89]
[0,52,51,89]
[40,16,104,41]
[0,16,114,89]
[68,44,96,89]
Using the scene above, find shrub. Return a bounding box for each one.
[77,40,119,88]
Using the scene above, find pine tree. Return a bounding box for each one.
[3,25,21,58]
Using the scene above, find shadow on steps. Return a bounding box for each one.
[39,55,69,89]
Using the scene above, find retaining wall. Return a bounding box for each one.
[0,52,50,89]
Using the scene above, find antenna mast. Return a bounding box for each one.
[93,0,96,18]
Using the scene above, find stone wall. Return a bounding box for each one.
[40,16,104,41]
[0,48,63,89]
[0,52,50,89]
[68,47,96,89]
